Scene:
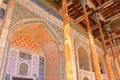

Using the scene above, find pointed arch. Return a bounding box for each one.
[78,46,90,71]
[19,62,29,75]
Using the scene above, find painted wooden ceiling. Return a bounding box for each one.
[38,0,120,47]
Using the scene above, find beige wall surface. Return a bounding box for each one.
[0,0,3,7]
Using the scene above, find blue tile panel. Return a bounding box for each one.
[39,56,44,80]
[31,0,63,21]
[0,8,6,20]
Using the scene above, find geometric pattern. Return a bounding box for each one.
[7,49,18,74]
[11,34,39,52]
[39,56,45,79]
[32,55,39,76]
[19,62,28,75]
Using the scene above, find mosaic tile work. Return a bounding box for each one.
[0,8,6,21]
[10,2,64,44]
[39,56,45,80]
[32,55,39,76]
[7,49,18,74]
[10,3,39,27]
[19,62,28,75]
[15,0,63,28]
[31,0,62,20]
[18,57,31,76]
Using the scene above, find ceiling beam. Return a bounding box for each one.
[105,34,120,43]
[74,10,93,24]
[87,0,96,10]
[96,0,102,5]
[105,12,120,22]
[73,0,114,24]
[96,0,114,11]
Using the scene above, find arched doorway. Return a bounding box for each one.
[19,62,28,75]
[5,19,61,80]
[78,46,90,71]
[83,77,89,80]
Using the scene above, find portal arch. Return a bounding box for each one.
[5,18,62,80]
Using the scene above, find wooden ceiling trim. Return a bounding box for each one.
[115,29,120,36]
[91,0,100,7]
[103,5,120,18]
[72,11,83,19]
[96,0,102,5]
[68,7,82,16]
[98,13,105,21]
[79,22,86,28]
[105,12,120,22]
[89,16,97,25]
[74,10,93,24]
[68,1,78,9]
[87,0,96,10]
[99,0,106,4]
[96,0,114,11]
[67,1,73,7]
[88,17,96,27]
[105,10,120,19]
[68,3,80,13]
[81,20,87,27]
[91,24,98,30]
[56,0,120,43]
[101,2,120,14]
[73,1,114,24]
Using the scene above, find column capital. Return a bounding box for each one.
[104,24,111,32]
[93,12,100,23]
[79,0,87,8]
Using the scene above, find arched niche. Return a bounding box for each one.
[78,46,90,71]
[83,77,89,80]
[19,62,29,75]
[6,19,61,80]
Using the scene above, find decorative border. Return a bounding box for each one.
[15,0,63,28]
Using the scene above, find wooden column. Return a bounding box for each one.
[116,39,120,55]
[112,37,120,62]
[80,1,102,80]
[93,13,115,80]
[62,0,75,80]
[107,31,120,78]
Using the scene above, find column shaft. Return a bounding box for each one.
[112,38,120,62]
[62,0,75,80]
[107,32,120,78]
[83,7,102,80]
[116,40,120,55]
[98,22,115,80]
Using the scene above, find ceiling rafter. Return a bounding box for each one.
[48,0,120,44]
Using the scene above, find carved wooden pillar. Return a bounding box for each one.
[107,31,120,78]
[62,0,75,80]
[116,39,120,55]
[112,35,120,62]
[80,1,102,80]
[93,13,115,80]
